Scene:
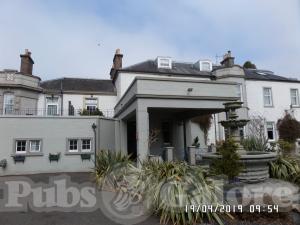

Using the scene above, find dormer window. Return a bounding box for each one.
[199,60,212,71]
[157,57,172,69]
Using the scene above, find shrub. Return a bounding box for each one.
[270,156,300,184]
[94,150,133,189]
[277,139,295,156]
[243,61,257,69]
[241,135,269,152]
[277,113,300,143]
[211,138,243,181]
[80,108,103,116]
[138,160,229,225]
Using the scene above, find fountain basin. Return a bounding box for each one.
[201,152,278,183]
[220,119,249,128]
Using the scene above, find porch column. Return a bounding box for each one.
[136,105,149,165]
[119,119,127,155]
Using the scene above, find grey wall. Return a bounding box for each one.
[0,116,118,176]
[0,89,39,114]
[0,72,41,114]
[98,118,118,151]
[115,76,239,116]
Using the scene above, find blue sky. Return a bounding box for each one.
[0,0,300,80]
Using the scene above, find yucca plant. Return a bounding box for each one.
[136,160,230,225]
[270,156,300,183]
[93,150,134,189]
[241,135,269,152]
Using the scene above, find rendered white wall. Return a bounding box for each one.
[37,94,117,117]
[246,80,300,121]
[246,80,300,140]
[62,94,117,117]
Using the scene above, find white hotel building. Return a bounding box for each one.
[0,49,299,175]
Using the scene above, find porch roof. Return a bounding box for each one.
[114,76,240,118]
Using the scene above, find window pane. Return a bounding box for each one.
[85,98,97,112]
[47,105,58,115]
[291,89,299,105]
[30,140,40,152]
[158,58,171,68]
[264,96,271,105]
[69,139,78,151]
[266,122,275,140]
[201,62,211,71]
[46,97,59,103]
[86,105,96,112]
[82,139,91,151]
[263,88,272,106]
[16,140,26,153]
[4,93,14,114]
[85,98,97,105]
[159,59,170,67]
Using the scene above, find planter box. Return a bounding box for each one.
[81,154,91,161]
[188,146,198,165]
[49,153,60,162]
[0,159,7,168]
[13,155,25,163]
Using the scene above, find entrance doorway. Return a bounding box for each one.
[127,121,137,160]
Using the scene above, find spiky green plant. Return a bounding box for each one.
[270,156,300,183]
[136,160,230,225]
[241,135,270,152]
[93,150,133,189]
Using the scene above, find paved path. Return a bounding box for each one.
[0,172,160,225]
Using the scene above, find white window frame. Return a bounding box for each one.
[3,93,14,115]
[15,140,27,154]
[236,84,243,102]
[68,139,78,152]
[84,98,98,112]
[46,96,59,116]
[157,57,172,69]
[263,87,273,107]
[266,122,275,141]
[199,60,212,71]
[29,140,41,153]
[81,139,92,152]
[290,88,299,106]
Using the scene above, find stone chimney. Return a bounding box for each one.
[20,49,34,75]
[110,48,123,79]
[113,48,123,69]
[220,50,235,67]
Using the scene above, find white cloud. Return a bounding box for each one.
[0,1,180,80]
[0,0,299,79]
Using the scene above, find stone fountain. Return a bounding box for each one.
[202,102,277,183]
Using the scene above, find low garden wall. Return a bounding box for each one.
[0,116,118,175]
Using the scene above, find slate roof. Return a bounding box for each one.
[40,78,116,94]
[244,69,300,83]
[120,59,299,83]
[120,60,212,77]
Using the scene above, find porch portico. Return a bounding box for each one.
[114,76,239,163]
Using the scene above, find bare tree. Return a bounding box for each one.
[246,115,266,140]
[243,115,271,152]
